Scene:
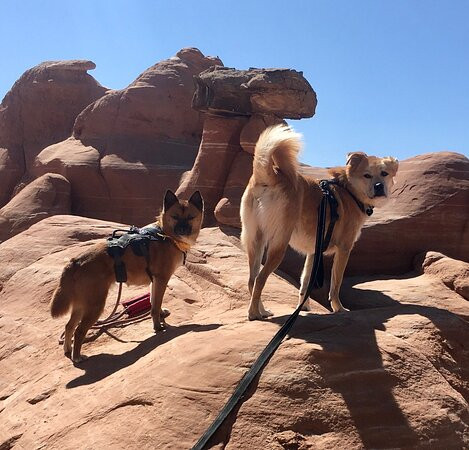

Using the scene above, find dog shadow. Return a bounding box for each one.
[210,281,467,448]
[66,323,221,389]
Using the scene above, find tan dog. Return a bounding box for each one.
[50,190,204,362]
[240,125,398,320]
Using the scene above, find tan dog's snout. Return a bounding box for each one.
[374,182,385,197]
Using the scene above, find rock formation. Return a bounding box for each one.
[31,48,222,226]
[0,60,106,207]
[0,216,467,448]
[177,66,317,224]
[0,173,70,241]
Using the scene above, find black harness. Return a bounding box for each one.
[307,179,373,291]
[191,179,373,450]
[106,225,169,283]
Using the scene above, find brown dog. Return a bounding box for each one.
[50,190,204,362]
[240,125,398,320]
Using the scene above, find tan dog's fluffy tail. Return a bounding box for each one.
[50,260,76,318]
[253,124,302,186]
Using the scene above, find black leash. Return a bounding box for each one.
[191,180,339,450]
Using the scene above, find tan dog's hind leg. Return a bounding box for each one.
[248,243,288,320]
[329,248,351,313]
[297,253,314,311]
[247,229,264,295]
[151,276,170,331]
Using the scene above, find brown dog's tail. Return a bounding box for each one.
[252,124,302,186]
[50,260,76,318]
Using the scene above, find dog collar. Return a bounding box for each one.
[326,180,374,216]
[170,238,191,254]
[344,188,374,216]
[154,222,190,263]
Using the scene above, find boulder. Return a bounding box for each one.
[416,251,469,300]
[0,173,70,242]
[193,66,317,118]
[0,216,468,448]
[0,60,106,206]
[32,137,109,219]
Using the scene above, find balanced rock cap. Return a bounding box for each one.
[192,66,317,119]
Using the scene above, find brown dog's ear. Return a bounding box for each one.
[188,190,204,212]
[346,151,368,167]
[163,190,179,211]
[383,157,399,176]
[328,166,347,181]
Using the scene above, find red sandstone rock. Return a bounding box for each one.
[177,115,248,224]
[416,251,469,300]
[74,48,221,145]
[0,173,70,242]
[193,66,317,119]
[239,114,285,154]
[32,138,108,219]
[32,48,222,225]
[214,151,253,227]
[0,216,467,448]
[0,60,106,207]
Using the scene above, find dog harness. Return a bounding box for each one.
[106,225,187,283]
[307,179,372,290]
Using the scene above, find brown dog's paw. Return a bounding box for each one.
[153,322,166,332]
[160,308,171,319]
[72,354,88,364]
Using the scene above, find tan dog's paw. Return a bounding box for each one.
[248,308,273,321]
[298,298,313,311]
[259,308,273,318]
[248,308,266,321]
[258,301,273,318]
[331,302,349,313]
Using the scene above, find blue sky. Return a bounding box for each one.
[1,0,468,167]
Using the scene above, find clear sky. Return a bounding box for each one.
[1,0,468,167]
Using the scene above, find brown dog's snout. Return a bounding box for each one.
[175,222,192,236]
[374,182,385,197]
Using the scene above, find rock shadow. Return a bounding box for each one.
[66,323,221,389]
[267,284,468,448]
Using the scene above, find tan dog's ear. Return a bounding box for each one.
[188,190,204,212]
[383,157,399,176]
[163,190,179,211]
[346,151,368,167]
